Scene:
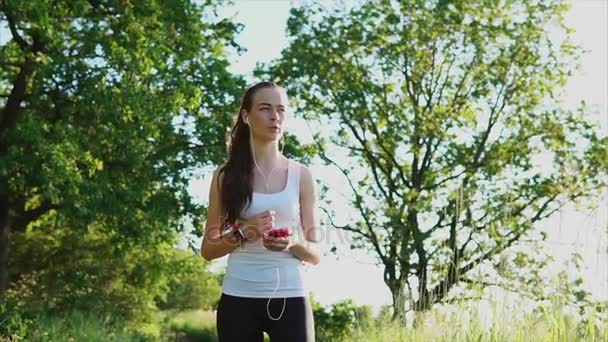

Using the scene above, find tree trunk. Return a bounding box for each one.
[414,288,432,312]
[0,193,10,296]
[389,282,408,322]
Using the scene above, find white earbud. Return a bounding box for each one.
[244,117,249,125]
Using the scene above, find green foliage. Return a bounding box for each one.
[2,220,221,339]
[308,291,607,342]
[311,296,374,342]
[156,249,222,312]
[0,0,318,294]
[8,223,162,326]
[3,302,604,342]
[164,310,218,342]
[0,297,32,338]
[0,0,244,287]
[261,0,608,317]
[282,132,321,166]
[0,0,316,339]
[23,310,141,342]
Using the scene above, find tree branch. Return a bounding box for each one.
[326,86,396,206]
[310,131,388,264]
[14,201,63,232]
[3,8,29,50]
[428,192,564,304]
[319,206,372,240]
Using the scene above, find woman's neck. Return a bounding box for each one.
[250,139,285,172]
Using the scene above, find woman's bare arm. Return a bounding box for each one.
[201,168,241,261]
[288,165,321,265]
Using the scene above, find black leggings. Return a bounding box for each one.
[216,292,315,342]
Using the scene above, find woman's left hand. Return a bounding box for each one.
[262,233,293,252]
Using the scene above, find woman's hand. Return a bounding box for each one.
[238,210,275,241]
[262,232,293,251]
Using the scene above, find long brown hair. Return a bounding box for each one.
[219,81,280,224]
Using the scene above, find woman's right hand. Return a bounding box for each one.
[238,210,275,241]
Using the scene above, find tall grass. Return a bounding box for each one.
[3,310,142,342]
[162,309,271,342]
[160,300,606,341]
[1,300,604,341]
[348,300,607,342]
[164,309,217,342]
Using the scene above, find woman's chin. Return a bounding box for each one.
[256,135,281,143]
[267,132,283,141]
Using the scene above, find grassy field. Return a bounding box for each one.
[3,301,605,342]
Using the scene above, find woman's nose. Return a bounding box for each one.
[270,109,280,120]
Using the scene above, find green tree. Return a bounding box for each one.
[0,0,244,295]
[262,0,608,321]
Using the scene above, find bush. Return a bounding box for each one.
[311,296,373,342]
[9,224,164,328]
[155,249,222,311]
[6,222,221,339]
[0,293,33,339]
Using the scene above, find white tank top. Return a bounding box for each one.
[222,159,308,298]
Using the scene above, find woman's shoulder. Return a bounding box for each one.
[290,160,314,188]
[294,161,317,201]
[211,163,228,190]
[212,163,225,178]
[287,158,308,174]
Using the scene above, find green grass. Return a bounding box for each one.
[2,301,604,342]
[165,309,217,342]
[18,310,142,342]
[346,302,607,342]
[163,309,271,342]
[160,303,606,342]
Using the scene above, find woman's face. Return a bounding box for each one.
[243,87,289,141]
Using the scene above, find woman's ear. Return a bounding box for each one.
[241,109,249,125]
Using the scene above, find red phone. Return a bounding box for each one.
[267,227,291,238]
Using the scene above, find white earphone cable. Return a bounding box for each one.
[247,117,284,193]
[247,117,287,321]
[267,266,286,321]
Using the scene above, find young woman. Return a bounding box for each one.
[201,81,321,342]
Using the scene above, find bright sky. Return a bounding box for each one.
[187,0,608,312]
